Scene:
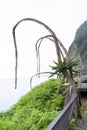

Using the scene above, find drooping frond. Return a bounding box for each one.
[35,35,53,56]
[57,38,70,57]
[12,18,63,88]
[12,28,18,89]
[30,72,51,89]
[35,34,70,75]
[12,18,70,89]
[35,35,53,74]
[35,35,60,75]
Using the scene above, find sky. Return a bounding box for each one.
[0,0,87,111]
[0,0,87,79]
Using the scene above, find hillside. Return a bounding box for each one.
[0,79,65,130]
[69,21,87,68]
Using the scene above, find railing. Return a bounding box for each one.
[46,94,77,130]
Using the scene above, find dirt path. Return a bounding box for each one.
[77,98,87,130]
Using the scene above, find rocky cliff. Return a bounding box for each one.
[69,21,87,68]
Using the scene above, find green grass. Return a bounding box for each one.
[0,78,81,130]
[68,118,82,130]
[0,78,65,130]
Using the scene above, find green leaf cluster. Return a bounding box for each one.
[50,58,78,78]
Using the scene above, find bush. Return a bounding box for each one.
[0,79,65,130]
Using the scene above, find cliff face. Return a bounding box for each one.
[69,21,87,68]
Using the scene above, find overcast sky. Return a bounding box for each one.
[0,0,87,79]
[0,0,87,111]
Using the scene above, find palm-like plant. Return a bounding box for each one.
[12,18,70,88]
[12,18,77,95]
[12,18,81,118]
[12,18,79,98]
[12,18,61,89]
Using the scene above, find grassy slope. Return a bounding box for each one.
[0,78,65,130]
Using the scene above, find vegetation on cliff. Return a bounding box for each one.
[69,21,87,68]
[0,79,65,130]
[0,78,81,130]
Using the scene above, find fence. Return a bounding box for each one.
[46,94,77,130]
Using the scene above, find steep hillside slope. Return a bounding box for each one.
[69,21,87,68]
[0,79,64,130]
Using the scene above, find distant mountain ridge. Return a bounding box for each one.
[69,21,87,68]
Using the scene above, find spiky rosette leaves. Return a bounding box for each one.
[49,58,78,79]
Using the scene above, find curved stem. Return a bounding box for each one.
[30,72,51,89]
[12,18,61,88]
